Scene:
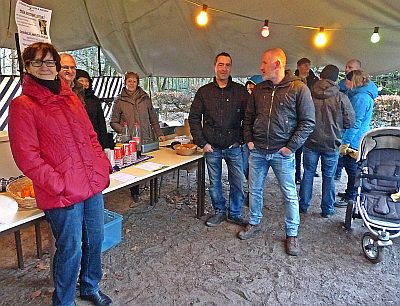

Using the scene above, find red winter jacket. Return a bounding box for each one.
[8,75,111,210]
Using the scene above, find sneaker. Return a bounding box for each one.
[227,215,246,226]
[286,236,300,256]
[237,223,262,240]
[321,211,335,218]
[299,207,308,214]
[205,212,226,227]
[132,194,141,203]
[337,192,346,199]
[334,198,348,208]
[81,290,112,306]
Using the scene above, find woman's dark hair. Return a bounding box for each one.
[22,42,61,72]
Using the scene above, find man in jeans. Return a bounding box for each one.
[239,48,315,256]
[299,65,355,218]
[189,52,248,227]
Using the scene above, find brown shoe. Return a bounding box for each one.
[285,236,300,256]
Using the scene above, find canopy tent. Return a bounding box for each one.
[1,0,400,77]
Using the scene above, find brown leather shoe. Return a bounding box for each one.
[286,236,300,256]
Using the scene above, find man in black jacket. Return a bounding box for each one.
[189,52,248,227]
[239,48,315,256]
[294,57,319,183]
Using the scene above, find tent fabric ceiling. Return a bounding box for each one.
[1,0,400,77]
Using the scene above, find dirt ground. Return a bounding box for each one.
[0,166,399,306]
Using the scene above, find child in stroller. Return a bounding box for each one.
[345,127,400,263]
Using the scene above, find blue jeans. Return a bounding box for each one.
[45,193,105,306]
[342,155,358,200]
[299,147,339,215]
[335,155,344,178]
[205,146,244,218]
[241,144,250,179]
[248,148,299,236]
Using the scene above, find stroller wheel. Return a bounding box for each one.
[344,201,354,231]
[361,232,385,263]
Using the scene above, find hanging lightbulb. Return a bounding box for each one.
[261,20,270,38]
[370,27,380,43]
[196,4,208,26]
[314,27,327,47]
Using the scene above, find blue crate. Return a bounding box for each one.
[102,209,123,252]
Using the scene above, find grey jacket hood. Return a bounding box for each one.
[312,79,339,100]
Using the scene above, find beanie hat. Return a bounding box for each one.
[75,69,91,81]
[297,57,311,66]
[320,64,339,82]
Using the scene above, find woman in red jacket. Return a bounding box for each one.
[8,42,112,306]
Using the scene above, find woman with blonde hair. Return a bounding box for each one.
[335,69,377,207]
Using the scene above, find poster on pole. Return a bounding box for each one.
[15,0,52,52]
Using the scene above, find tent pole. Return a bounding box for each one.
[97,46,102,76]
[14,33,24,81]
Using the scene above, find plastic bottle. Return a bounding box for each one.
[132,122,141,158]
[121,122,130,143]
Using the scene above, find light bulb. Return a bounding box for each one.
[370,27,380,43]
[314,27,327,47]
[196,5,208,26]
[261,20,269,38]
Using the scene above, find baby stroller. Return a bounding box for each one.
[344,127,400,263]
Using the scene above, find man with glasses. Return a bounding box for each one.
[58,53,85,102]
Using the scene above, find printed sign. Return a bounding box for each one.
[15,0,52,51]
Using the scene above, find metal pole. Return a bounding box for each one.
[14,33,24,81]
[97,45,102,76]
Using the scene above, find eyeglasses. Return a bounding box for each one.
[30,60,57,67]
[61,65,76,70]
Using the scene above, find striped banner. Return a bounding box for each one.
[0,76,123,130]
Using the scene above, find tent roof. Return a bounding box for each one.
[1,0,400,77]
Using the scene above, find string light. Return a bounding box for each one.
[314,27,327,47]
[370,27,380,43]
[196,4,208,26]
[261,20,270,38]
[185,1,392,47]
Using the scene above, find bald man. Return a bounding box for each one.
[338,59,362,93]
[240,48,315,256]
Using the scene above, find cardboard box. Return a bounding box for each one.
[102,209,123,252]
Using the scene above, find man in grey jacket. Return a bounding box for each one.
[299,65,355,218]
[239,48,315,256]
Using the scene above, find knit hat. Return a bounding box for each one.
[75,69,91,81]
[320,64,339,82]
[297,57,311,66]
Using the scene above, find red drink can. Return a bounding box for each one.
[114,147,122,160]
[129,140,136,153]
[123,143,131,156]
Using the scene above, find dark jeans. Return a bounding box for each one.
[45,193,105,306]
[299,147,339,215]
[295,145,303,180]
[342,155,358,200]
[335,155,344,178]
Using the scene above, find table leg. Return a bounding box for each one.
[197,157,206,218]
[35,222,43,259]
[154,177,159,203]
[149,180,155,206]
[14,230,24,269]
